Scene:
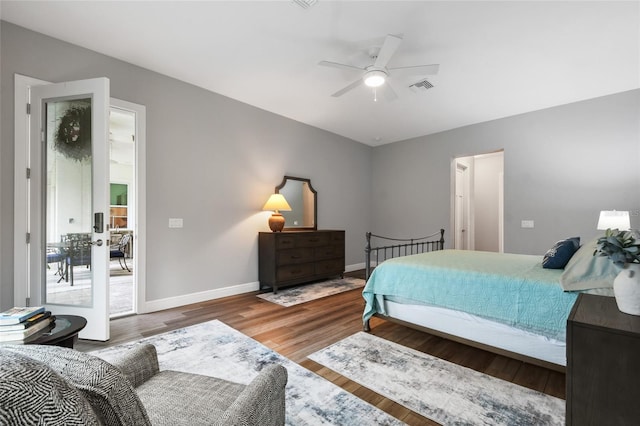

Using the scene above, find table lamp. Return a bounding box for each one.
[263,194,292,232]
[597,210,630,231]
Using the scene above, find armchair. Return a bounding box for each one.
[0,343,287,426]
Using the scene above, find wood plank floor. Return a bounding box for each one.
[76,270,566,425]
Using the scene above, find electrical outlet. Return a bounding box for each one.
[168,218,183,228]
[521,220,535,229]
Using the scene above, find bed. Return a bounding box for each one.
[362,231,616,372]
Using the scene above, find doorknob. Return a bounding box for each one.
[91,239,104,247]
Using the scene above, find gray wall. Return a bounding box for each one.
[0,22,372,309]
[371,89,640,254]
[3,21,639,311]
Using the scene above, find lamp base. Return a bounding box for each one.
[268,213,286,232]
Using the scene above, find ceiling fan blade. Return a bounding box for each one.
[331,79,363,97]
[381,82,398,102]
[388,64,440,76]
[318,61,365,72]
[374,34,403,68]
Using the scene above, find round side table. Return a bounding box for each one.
[24,315,87,348]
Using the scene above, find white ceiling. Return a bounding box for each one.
[2,1,638,146]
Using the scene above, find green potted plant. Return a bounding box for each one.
[594,228,640,266]
[594,228,640,315]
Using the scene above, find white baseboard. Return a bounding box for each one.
[345,262,365,273]
[140,281,260,313]
[139,264,365,313]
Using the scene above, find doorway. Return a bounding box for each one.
[452,151,504,252]
[108,106,136,318]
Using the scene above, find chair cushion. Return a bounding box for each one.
[0,347,99,425]
[110,250,125,258]
[2,345,151,426]
[136,370,246,425]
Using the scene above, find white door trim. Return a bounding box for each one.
[452,157,474,250]
[14,74,49,306]
[110,98,147,315]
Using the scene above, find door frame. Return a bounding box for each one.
[110,98,147,316]
[451,151,504,252]
[452,157,474,250]
[13,74,146,315]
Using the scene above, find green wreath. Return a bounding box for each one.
[54,105,92,161]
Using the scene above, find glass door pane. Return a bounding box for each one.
[44,98,94,307]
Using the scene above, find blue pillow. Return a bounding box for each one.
[542,237,580,269]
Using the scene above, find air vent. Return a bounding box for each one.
[409,79,434,92]
[292,0,317,8]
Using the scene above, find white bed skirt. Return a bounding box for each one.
[383,299,567,367]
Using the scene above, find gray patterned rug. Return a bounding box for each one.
[257,276,365,306]
[92,320,403,425]
[309,332,565,426]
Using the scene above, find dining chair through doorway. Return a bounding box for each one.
[110,233,131,272]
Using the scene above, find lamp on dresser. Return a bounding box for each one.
[262,193,292,232]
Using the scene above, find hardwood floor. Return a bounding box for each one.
[76,271,566,425]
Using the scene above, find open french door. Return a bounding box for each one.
[28,78,110,341]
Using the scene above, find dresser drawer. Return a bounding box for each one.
[315,259,344,275]
[330,232,345,243]
[275,235,297,250]
[277,248,313,265]
[295,233,330,247]
[277,263,314,281]
[314,245,344,260]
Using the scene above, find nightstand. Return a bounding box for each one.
[566,293,640,425]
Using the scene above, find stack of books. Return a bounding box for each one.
[0,306,56,343]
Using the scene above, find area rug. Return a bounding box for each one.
[92,320,403,426]
[309,332,565,426]
[257,276,365,307]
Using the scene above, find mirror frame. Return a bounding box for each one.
[275,176,317,230]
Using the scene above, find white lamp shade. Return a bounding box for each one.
[262,193,292,212]
[597,210,630,230]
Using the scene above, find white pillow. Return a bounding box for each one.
[560,236,620,291]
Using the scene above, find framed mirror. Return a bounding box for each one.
[276,176,317,230]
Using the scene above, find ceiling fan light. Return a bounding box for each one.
[364,70,386,87]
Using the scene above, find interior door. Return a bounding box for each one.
[29,78,110,341]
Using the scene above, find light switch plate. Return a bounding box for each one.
[521,220,535,228]
[168,218,183,228]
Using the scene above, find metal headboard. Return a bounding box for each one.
[365,229,445,280]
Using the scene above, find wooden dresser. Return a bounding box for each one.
[566,293,640,425]
[258,230,345,293]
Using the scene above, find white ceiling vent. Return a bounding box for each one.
[292,0,317,9]
[409,79,435,92]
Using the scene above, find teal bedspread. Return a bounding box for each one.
[362,250,578,341]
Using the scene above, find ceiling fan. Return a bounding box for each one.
[319,34,439,101]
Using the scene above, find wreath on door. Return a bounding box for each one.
[54,105,92,161]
